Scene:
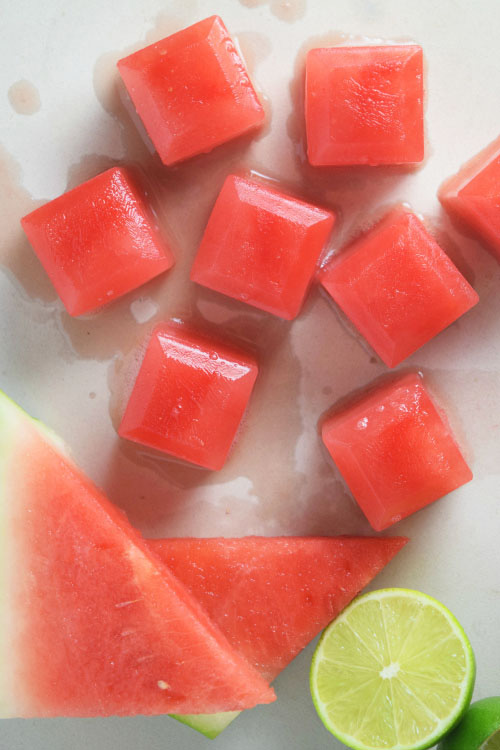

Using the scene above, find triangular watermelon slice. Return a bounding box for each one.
[0,392,275,717]
[148,535,408,737]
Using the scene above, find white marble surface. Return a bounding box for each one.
[1,0,499,748]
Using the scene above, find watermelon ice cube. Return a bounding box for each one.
[21,167,174,316]
[119,322,258,470]
[117,16,265,166]
[321,372,473,531]
[191,175,335,319]
[148,535,407,737]
[320,207,479,368]
[0,391,275,717]
[439,135,500,260]
[305,45,424,166]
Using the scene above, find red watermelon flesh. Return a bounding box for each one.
[0,391,275,718]
[148,536,408,683]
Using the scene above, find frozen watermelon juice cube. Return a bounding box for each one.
[305,45,424,166]
[191,175,335,319]
[321,373,472,531]
[117,16,265,166]
[439,136,500,260]
[320,207,478,367]
[21,167,174,316]
[119,323,258,470]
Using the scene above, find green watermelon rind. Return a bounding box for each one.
[172,710,241,739]
[0,390,70,457]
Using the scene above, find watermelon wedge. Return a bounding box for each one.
[148,535,408,737]
[0,391,275,718]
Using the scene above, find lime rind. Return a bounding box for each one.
[172,710,240,739]
[310,588,475,750]
[438,697,500,749]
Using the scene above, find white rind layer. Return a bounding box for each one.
[0,392,25,717]
[0,391,90,717]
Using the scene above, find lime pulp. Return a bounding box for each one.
[310,588,475,750]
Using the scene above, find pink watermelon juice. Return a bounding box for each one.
[321,373,472,530]
[21,167,174,316]
[117,16,265,166]
[305,45,424,166]
[190,174,335,320]
[439,135,500,260]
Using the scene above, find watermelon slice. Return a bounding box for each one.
[0,391,275,718]
[148,535,408,737]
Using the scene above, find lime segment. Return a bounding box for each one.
[310,588,475,750]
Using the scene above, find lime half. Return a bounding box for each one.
[310,588,475,750]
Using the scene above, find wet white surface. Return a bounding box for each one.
[1,0,499,748]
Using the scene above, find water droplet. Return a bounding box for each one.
[130,297,159,324]
[8,79,41,115]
